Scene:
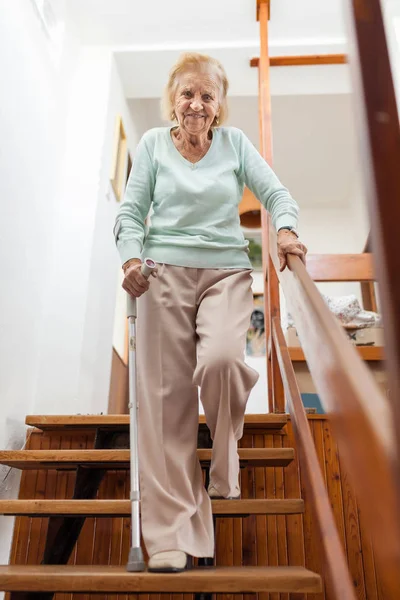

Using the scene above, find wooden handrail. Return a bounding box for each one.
[268,221,400,596]
[272,317,356,599]
[344,0,400,471]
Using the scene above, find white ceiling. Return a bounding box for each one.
[128,94,361,209]
[67,0,350,98]
[67,0,347,47]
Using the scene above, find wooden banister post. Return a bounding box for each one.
[263,214,274,412]
[360,234,378,311]
[258,0,285,413]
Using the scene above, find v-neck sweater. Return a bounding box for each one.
[114,126,299,269]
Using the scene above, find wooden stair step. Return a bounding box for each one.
[0,498,304,517]
[26,413,288,431]
[0,448,294,470]
[0,565,322,593]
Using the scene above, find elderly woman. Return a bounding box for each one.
[114,53,307,573]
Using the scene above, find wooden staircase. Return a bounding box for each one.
[1,0,399,597]
[0,414,323,596]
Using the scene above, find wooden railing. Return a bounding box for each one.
[256,0,400,597]
[271,314,356,599]
[268,221,400,595]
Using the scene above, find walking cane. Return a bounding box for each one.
[126,257,157,572]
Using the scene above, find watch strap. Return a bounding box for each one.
[278,226,299,238]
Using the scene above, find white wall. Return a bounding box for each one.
[0,0,71,567]
[298,206,366,297]
[32,46,113,416]
[33,49,139,417]
[0,1,139,566]
[383,0,400,113]
[77,58,139,412]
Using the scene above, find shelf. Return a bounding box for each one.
[289,346,384,362]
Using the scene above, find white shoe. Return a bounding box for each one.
[208,484,241,500]
[148,550,188,572]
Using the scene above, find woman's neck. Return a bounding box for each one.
[173,127,211,149]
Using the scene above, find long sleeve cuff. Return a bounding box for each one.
[117,240,143,266]
[274,214,298,232]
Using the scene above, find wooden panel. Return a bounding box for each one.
[253,434,268,600]
[0,448,295,470]
[274,435,289,600]
[241,433,257,600]
[305,254,375,282]
[108,348,129,415]
[357,503,379,600]
[339,461,366,598]
[282,425,306,600]
[288,346,384,362]
[26,414,288,431]
[250,54,347,67]
[264,434,279,600]
[108,470,129,600]
[361,281,378,312]
[8,431,41,571]
[299,421,325,600]
[321,422,346,554]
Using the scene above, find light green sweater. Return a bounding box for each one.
[114,126,298,269]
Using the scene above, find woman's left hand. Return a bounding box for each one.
[277,229,308,272]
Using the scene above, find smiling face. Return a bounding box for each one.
[173,69,221,136]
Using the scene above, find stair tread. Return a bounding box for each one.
[0,448,294,469]
[0,498,304,516]
[26,414,288,430]
[0,565,322,593]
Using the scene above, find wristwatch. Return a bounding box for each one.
[278,226,299,238]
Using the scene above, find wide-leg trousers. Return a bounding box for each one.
[136,264,259,558]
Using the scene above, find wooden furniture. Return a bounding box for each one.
[286,252,385,372]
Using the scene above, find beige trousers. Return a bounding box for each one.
[137,264,259,558]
